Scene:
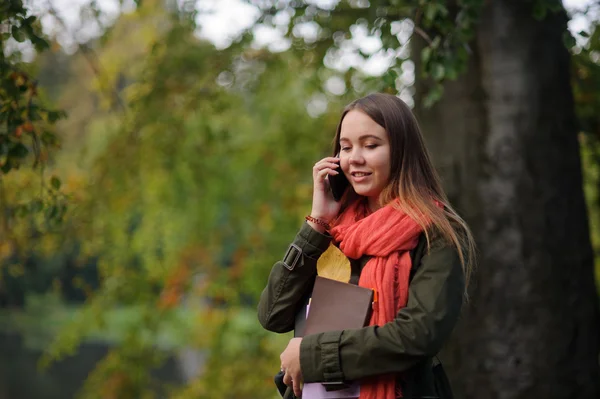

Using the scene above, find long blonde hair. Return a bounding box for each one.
[332,93,476,292]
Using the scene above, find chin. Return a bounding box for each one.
[352,187,379,198]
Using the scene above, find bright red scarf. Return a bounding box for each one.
[330,199,423,399]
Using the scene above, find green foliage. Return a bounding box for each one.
[2,0,599,398]
[10,2,350,397]
[572,21,600,289]
[531,0,563,22]
[413,0,483,106]
[0,1,60,171]
[581,135,600,290]
[0,0,66,243]
[249,0,483,106]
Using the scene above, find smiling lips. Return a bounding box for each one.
[350,171,372,181]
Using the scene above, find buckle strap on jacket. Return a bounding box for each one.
[282,243,303,271]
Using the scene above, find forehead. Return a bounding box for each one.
[340,110,387,140]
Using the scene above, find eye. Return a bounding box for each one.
[340,146,351,152]
[365,144,378,149]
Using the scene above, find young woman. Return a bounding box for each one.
[257,93,476,399]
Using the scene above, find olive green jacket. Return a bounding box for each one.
[257,222,464,397]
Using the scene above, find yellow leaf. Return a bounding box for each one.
[317,244,351,282]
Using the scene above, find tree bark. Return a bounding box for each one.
[414,1,600,398]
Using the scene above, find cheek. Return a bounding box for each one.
[373,153,392,179]
[340,156,351,173]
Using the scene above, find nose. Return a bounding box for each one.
[349,149,365,164]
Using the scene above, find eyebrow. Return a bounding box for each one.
[339,134,384,142]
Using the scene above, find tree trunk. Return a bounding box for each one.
[414,1,600,398]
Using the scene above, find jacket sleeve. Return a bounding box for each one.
[299,236,465,383]
[257,222,332,333]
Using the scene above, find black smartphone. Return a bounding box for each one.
[328,162,349,202]
[274,370,287,397]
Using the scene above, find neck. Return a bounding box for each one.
[367,196,381,212]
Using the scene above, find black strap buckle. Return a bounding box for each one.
[282,243,302,271]
[322,381,351,392]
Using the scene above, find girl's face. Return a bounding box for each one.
[339,110,391,210]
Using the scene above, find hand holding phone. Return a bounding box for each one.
[310,156,345,226]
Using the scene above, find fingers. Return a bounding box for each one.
[316,168,338,182]
[313,157,339,169]
[282,369,291,385]
[313,160,340,172]
[313,159,340,182]
[282,370,303,397]
[293,378,302,398]
[314,166,339,178]
[314,160,340,169]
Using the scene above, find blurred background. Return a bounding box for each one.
[1,0,599,398]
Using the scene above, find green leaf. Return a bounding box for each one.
[532,2,547,21]
[11,26,26,43]
[50,176,61,190]
[563,31,577,50]
[431,63,445,81]
[438,3,449,17]
[15,204,29,217]
[10,0,25,13]
[425,4,438,22]
[421,46,432,64]
[30,199,43,213]
[423,84,444,108]
[382,70,396,89]
[47,110,66,123]
[445,64,457,80]
[1,160,12,174]
[46,204,58,220]
[32,36,50,52]
[41,131,57,145]
[381,33,399,49]
[22,21,36,39]
[9,142,28,158]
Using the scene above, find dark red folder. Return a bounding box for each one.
[303,276,374,336]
